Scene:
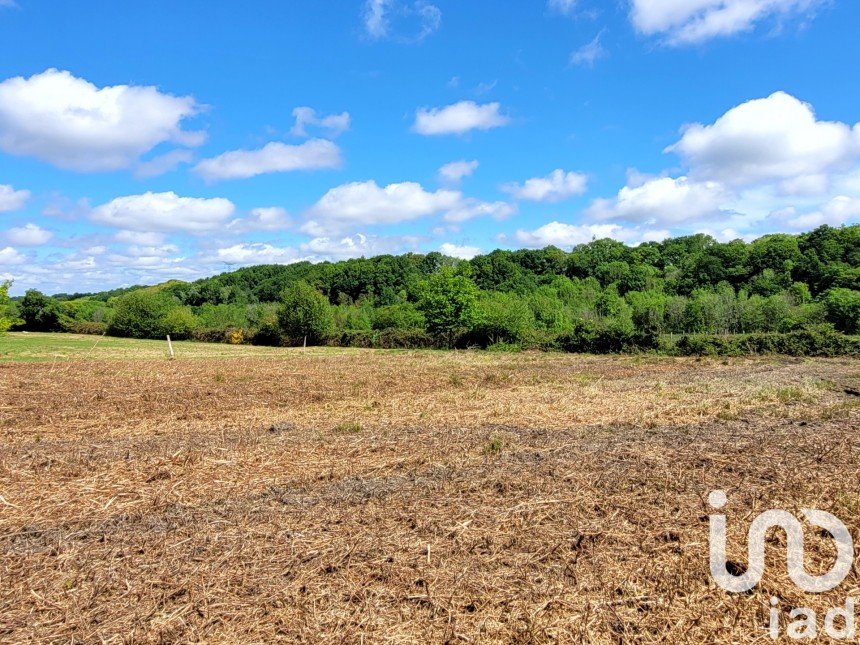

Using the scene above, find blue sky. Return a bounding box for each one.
[0,0,859,294]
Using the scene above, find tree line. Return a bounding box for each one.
[3,224,860,355]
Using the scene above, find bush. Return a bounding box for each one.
[416,267,480,347]
[469,292,534,347]
[557,319,658,354]
[673,324,860,357]
[196,303,250,330]
[486,341,522,353]
[250,321,283,346]
[20,289,62,331]
[61,320,107,335]
[162,306,199,340]
[0,281,14,332]
[108,290,183,339]
[334,328,435,349]
[823,288,860,334]
[191,326,250,344]
[278,282,334,345]
[372,302,425,330]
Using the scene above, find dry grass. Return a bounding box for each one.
[2,348,860,642]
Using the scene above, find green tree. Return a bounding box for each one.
[0,281,13,332]
[416,266,479,347]
[19,289,62,331]
[472,291,535,346]
[823,288,860,334]
[162,306,200,340]
[277,281,334,344]
[107,289,179,339]
[372,302,425,330]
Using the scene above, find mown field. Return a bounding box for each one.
[2,333,860,642]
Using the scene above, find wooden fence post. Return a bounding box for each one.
[166,335,175,359]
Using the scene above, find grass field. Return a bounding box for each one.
[0,331,312,362]
[2,333,860,641]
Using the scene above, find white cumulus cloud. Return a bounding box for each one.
[668,91,860,189]
[215,234,415,267]
[443,199,516,223]
[6,223,52,246]
[303,180,461,235]
[771,195,860,230]
[587,175,729,224]
[302,233,416,259]
[516,222,669,248]
[193,139,342,182]
[413,101,510,136]
[0,184,29,212]
[438,159,479,184]
[0,246,25,265]
[290,107,351,138]
[115,230,165,246]
[0,69,203,172]
[91,191,236,233]
[630,0,825,45]
[134,149,194,179]
[228,207,292,233]
[216,243,301,266]
[439,242,481,259]
[502,169,588,203]
[247,207,292,231]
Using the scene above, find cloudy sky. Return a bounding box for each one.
[1,0,859,294]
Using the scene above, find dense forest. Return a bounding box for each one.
[4,224,860,355]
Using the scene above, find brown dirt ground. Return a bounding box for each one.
[2,350,860,643]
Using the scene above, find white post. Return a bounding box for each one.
[166,334,175,359]
[303,335,307,348]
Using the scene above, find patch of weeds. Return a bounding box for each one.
[486,342,521,353]
[334,422,363,434]
[756,386,807,404]
[484,435,504,456]
[448,373,464,387]
[819,400,860,421]
[813,379,838,391]
[775,386,807,404]
[213,372,225,383]
[573,373,596,386]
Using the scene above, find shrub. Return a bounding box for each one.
[162,306,199,340]
[334,328,436,349]
[823,288,860,334]
[486,341,522,353]
[250,321,283,346]
[673,324,860,357]
[20,289,62,331]
[108,290,182,339]
[470,292,534,347]
[61,320,107,335]
[557,319,658,354]
[416,267,480,347]
[277,282,334,345]
[196,303,250,330]
[372,302,425,330]
[0,281,13,333]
